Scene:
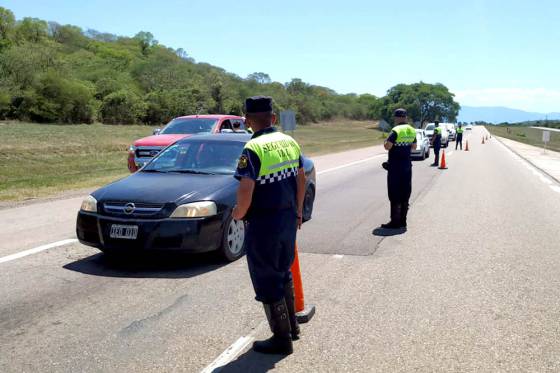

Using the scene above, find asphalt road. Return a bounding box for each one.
[2,127,560,372]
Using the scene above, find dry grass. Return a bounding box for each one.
[0,120,386,202]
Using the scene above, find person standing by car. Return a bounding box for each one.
[381,108,417,229]
[232,96,306,355]
[455,124,464,150]
[431,121,442,166]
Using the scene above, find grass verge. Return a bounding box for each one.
[0,120,384,202]
[486,126,560,153]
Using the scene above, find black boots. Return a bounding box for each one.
[381,202,408,229]
[253,299,293,355]
[400,203,409,228]
[381,202,402,229]
[284,280,300,340]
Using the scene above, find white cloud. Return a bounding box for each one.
[454,88,560,113]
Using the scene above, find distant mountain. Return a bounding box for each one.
[458,106,560,124]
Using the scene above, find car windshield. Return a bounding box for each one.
[425,124,435,131]
[160,118,218,135]
[142,141,245,175]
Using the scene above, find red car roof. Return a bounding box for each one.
[174,114,244,120]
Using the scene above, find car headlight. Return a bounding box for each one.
[170,201,217,218]
[128,145,136,153]
[80,195,98,212]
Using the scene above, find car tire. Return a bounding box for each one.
[302,186,315,222]
[421,149,426,160]
[220,214,246,262]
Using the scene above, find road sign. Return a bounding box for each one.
[543,130,550,143]
[280,110,296,132]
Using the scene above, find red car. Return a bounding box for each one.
[128,115,246,172]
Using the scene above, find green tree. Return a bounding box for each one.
[376,82,460,126]
[0,7,15,50]
[15,17,48,43]
[100,90,146,124]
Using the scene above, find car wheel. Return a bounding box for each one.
[421,149,426,160]
[302,186,315,222]
[220,215,245,262]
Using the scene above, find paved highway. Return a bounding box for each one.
[2,127,560,372]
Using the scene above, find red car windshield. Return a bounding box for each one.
[160,118,218,135]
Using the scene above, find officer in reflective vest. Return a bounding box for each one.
[233,96,306,355]
[455,124,464,150]
[431,121,443,166]
[382,108,417,229]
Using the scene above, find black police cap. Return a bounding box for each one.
[394,108,407,118]
[245,96,273,113]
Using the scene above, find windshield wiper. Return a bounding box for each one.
[141,169,169,173]
[171,169,216,175]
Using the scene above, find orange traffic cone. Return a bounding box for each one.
[290,242,315,323]
[439,150,448,169]
[465,140,469,151]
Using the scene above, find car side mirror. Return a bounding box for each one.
[153,128,161,135]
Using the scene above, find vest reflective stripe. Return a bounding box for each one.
[392,124,416,146]
[245,131,301,184]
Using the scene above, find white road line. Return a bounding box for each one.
[317,154,385,175]
[0,239,78,264]
[551,185,560,194]
[333,254,344,259]
[200,325,263,373]
[447,151,454,156]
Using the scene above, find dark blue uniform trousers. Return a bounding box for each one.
[387,164,412,203]
[433,144,441,165]
[246,208,297,303]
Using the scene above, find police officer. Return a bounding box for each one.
[381,108,417,229]
[431,121,442,166]
[232,96,306,355]
[455,124,464,150]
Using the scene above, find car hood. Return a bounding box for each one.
[92,172,238,205]
[134,134,191,147]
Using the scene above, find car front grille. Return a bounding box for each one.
[135,146,164,159]
[103,202,165,217]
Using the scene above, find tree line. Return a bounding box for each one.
[0,7,459,126]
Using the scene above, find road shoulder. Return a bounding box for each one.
[495,136,560,183]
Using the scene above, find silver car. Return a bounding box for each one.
[411,129,430,160]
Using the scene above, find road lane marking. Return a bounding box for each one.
[333,254,344,259]
[551,186,560,194]
[317,154,385,175]
[447,151,454,156]
[201,323,264,373]
[0,239,78,264]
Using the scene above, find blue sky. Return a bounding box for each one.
[3,0,560,112]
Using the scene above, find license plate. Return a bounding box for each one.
[110,224,138,240]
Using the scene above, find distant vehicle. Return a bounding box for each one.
[424,123,449,148]
[411,129,430,160]
[442,123,456,141]
[466,125,473,130]
[127,115,246,172]
[77,134,316,262]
